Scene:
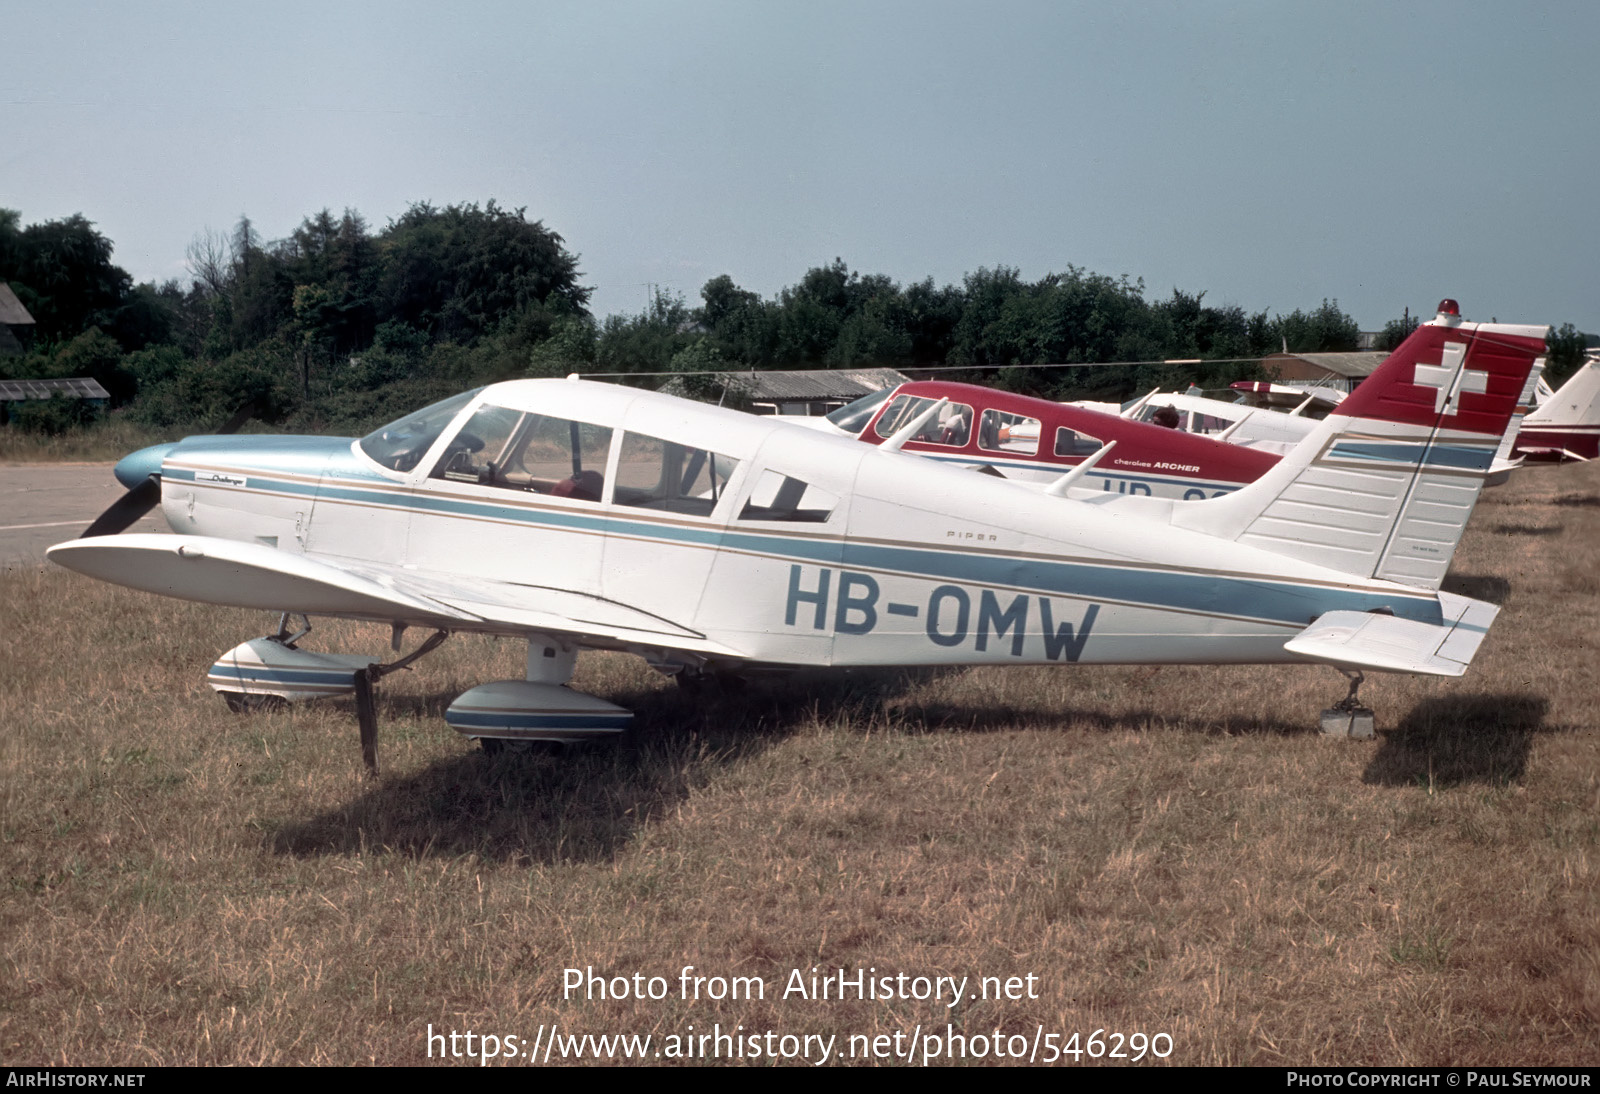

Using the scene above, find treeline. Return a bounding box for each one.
[2,203,1587,437]
[1,203,591,434]
[550,263,1363,403]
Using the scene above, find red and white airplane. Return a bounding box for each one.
[809,379,1280,499]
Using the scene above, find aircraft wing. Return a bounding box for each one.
[1282,592,1499,676]
[46,534,742,657]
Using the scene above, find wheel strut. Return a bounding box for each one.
[352,630,450,777]
[1320,668,1375,739]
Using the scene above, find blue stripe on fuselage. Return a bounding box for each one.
[182,465,1443,629]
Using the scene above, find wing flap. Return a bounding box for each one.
[333,561,744,655]
[1283,594,1499,676]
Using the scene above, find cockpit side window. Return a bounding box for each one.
[430,404,523,481]
[427,405,614,501]
[359,388,482,473]
[872,395,974,447]
[613,432,740,517]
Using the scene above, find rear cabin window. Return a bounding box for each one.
[978,409,1041,455]
[737,470,838,523]
[1053,427,1103,457]
[428,406,614,502]
[613,432,740,517]
[873,395,974,447]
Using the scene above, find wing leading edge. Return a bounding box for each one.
[45,534,743,657]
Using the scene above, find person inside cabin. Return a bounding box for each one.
[1152,405,1181,429]
[551,469,604,501]
[940,405,972,446]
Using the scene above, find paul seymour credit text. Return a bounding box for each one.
[426,966,1175,1064]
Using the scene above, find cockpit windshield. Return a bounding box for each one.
[824,386,896,434]
[359,388,483,473]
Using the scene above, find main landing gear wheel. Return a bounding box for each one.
[1320,669,1376,739]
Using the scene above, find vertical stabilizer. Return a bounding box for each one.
[1517,352,1600,461]
[1173,303,1548,590]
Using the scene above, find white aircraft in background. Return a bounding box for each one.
[1090,389,1321,456]
[48,302,1546,774]
[1516,348,1600,461]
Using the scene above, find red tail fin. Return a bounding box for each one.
[1339,310,1547,438]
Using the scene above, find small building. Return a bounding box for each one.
[1261,350,1389,394]
[0,377,111,425]
[0,283,36,356]
[666,367,912,416]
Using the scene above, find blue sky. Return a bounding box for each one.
[5,1,1597,333]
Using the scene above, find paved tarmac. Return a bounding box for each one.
[0,463,168,571]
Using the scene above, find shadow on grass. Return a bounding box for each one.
[268,668,930,864]
[1440,573,1512,604]
[1362,693,1557,788]
[876,699,1303,738]
[1489,523,1564,537]
[269,662,1412,862]
[1552,493,1600,508]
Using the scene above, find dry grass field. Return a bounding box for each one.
[2,460,1597,1066]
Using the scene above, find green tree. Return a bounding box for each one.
[377,201,590,344]
[1374,310,1420,352]
[1272,299,1360,353]
[595,290,694,379]
[699,274,777,365]
[527,315,598,377]
[1545,322,1589,387]
[0,212,157,350]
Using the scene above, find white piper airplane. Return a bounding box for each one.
[48,302,1546,774]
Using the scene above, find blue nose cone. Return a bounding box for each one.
[113,442,178,489]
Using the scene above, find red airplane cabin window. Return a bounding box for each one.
[1054,427,1102,458]
[979,409,1040,455]
[872,395,974,447]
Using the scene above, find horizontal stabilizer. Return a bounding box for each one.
[1283,592,1499,676]
[1516,445,1590,462]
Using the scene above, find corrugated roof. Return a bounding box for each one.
[0,377,111,400]
[0,284,35,327]
[1264,351,1388,378]
[714,367,911,401]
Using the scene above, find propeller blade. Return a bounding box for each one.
[215,398,258,436]
[81,476,162,538]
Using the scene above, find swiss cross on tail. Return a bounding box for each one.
[1338,299,1546,436]
[1413,342,1489,414]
